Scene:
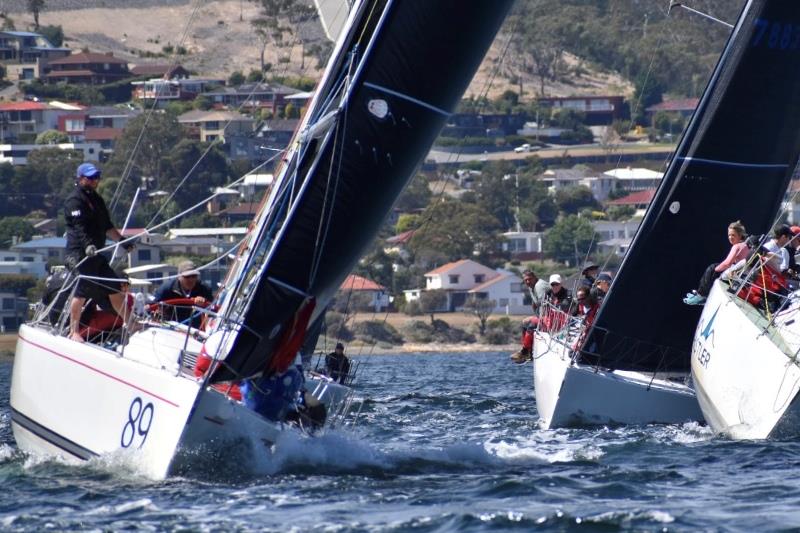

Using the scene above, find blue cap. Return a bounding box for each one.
[76,162,100,179]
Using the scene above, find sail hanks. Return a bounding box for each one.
[210,0,515,384]
[581,0,800,373]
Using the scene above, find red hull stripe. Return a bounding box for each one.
[18,333,182,408]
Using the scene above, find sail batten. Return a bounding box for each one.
[582,0,800,372]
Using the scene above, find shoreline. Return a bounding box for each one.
[0,333,516,358]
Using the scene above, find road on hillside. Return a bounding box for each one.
[427,142,677,165]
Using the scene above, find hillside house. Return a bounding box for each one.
[537,95,626,125]
[468,271,528,315]
[177,109,255,143]
[129,63,191,79]
[645,98,699,124]
[201,83,299,115]
[0,101,80,142]
[603,167,662,192]
[607,189,655,216]
[132,78,224,107]
[339,274,390,312]
[0,291,28,331]
[0,249,46,277]
[43,52,130,85]
[0,30,71,82]
[501,231,544,260]
[405,259,501,311]
[0,141,101,165]
[593,219,642,257]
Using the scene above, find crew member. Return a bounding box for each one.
[325,342,351,384]
[65,162,133,343]
[154,260,214,328]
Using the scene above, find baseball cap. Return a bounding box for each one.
[335,342,344,350]
[581,262,599,274]
[596,272,612,283]
[76,162,101,179]
[178,260,199,277]
[549,274,562,285]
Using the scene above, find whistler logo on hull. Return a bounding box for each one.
[694,305,720,370]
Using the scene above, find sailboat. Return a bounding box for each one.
[533,0,793,429]
[687,2,800,441]
[9,0,514,479]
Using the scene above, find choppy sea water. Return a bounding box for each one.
[1,352,800,531]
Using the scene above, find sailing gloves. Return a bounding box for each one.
[85,244,97,257]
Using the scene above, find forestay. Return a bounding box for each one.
[581,0,800,372]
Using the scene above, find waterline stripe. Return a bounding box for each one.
[363,82,451,117]
[678,156,789,169]
[11,408,99,460]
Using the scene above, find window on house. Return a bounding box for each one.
[474,274,485,284]
[448,274,459,284]
[138,249,151,261]
[48,250,58,257]
[22,256,34,262]
[2,298,14,310]
[498,298,509,307]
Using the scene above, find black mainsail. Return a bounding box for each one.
[582,0,800,372]
[209,1,514,382]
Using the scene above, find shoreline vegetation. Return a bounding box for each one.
[0,312,524,358]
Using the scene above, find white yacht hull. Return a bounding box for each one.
[533,331,703,428]
[10,324,345,479]
[691,281,800,439]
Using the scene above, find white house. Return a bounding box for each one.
[0,291,27,331]
[501,230,544,259]
[468,271,528,314]
[0,249,46,277]
[603,167,663,192]
[237,173,273,200]
[593,219,641,257]
[339,274,390,312]
[406,259,502,311]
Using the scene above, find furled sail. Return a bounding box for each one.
[210,0,514,382]
[581,0,800,372]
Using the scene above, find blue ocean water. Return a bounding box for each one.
[1,352,800,531]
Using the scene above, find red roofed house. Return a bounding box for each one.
[43,52,130,85]
[384,229,415,260]
[607,189,656,210]
[645,98,699,123]
[404,259,500,311]
[129,63,191,79]
[339,274,390,312]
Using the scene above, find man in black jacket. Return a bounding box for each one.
[65,162,133,342]
[153,260,214,327]
[325,343,350,384]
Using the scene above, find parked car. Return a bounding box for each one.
[514,143,537,153]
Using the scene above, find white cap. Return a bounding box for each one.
[549,274,562,285]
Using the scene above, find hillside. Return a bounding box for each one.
[2,0,745,101]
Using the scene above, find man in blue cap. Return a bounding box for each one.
[64,162,134,342]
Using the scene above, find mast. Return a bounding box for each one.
[582,0,800,372]
[209,0,514,382]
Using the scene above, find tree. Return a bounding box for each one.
[464,295,496,336]
[555,185,598,215]
[39,24,63,46]
[395,174,431,211]
[0,217,34,247]
[160,138,231,211]
[228,70,245,86]
[23,147,82,201]
[27,0,44,29]
[409,199,502,265]
[395,213,421,234]
[251,0,295,73]
[544,215,597,266]
[35,129,69,144]
[105,112,183,190]
[418,289,448,325]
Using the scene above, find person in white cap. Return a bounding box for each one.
[544,273,573,313]
[153,260,214,327]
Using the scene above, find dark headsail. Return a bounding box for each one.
[210,1,514,382]
[582,0,800,372]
